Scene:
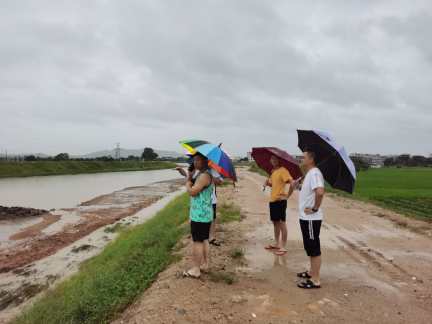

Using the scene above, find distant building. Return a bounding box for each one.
[350,153,387,167]
[429,153,432,158]
[293,155,302,163]
[233,156,243,162]
[247,152,254,162]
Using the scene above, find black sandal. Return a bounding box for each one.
[209,239,221,246]
[298,279,321,289]
[182,270,201,279]
[297,271,311,279]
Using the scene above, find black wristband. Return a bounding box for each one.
[312,207,318,213]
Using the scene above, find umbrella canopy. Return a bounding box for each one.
[297,130,356,194]
[251,147,303,180]
[180,139,237,181]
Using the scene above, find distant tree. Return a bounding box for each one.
[384,158,395,167]
[396,154,410,166]
[410,155,426,166]
[24,155,36,161]
[54,153,69,162]
[351,157,370,172]
[141,147,158,161]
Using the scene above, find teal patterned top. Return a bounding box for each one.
[189,169,213,223]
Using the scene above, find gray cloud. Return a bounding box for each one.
[0,0,431,157]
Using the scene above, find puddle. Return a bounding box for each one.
[0,218,43,249]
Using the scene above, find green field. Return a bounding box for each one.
[249,165,432,221]
[329,168,432,221]
[0,161,177,179]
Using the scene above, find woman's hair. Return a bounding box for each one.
[193,152,207,162]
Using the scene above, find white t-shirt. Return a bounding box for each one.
[185,168,222,204]
[298,167,324,221]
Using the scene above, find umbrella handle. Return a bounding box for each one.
[262,170,274,192]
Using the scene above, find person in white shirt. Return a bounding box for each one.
[173,164,223,246]
[290,150,324,289]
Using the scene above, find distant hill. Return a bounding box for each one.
[70,149,184,159]
[0,153,51,158]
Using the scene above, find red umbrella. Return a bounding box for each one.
[251,147,303,181]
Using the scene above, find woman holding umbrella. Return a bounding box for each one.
[182,152,214,279]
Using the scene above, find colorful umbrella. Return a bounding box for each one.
[180,139,237,181]
[297,130,356,194]
[251,147,303,191]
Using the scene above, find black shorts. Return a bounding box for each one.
[299,219,322,257]
[213,203,217,220]
[190,220,211,242]
[269,200,287,222]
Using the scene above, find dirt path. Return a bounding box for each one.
[112,168,432,324]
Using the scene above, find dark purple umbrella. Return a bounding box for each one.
[297,130,356,194]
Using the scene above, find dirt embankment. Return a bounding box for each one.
[112,168,432,324]
[0,207,49,221]
[0,179,185,273]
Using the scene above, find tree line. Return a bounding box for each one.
[384,154,431,167]
[19,148,187,163]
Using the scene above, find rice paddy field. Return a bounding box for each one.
[326,168,432,221]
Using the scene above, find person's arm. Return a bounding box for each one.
[172,167,187,177]
[278,185,294,201]
[304,187,323,214]
[213,177,222,186]
[304,173,324,214]
[187,173,211,197]
[265,179,272,187]
[210,169,223,185]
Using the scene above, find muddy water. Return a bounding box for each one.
[0,169,184,210]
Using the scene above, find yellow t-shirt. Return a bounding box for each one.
[269,167,293,202]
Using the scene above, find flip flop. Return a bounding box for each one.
[276,250,287,256]
[297,271,311,279]
[182,270,201,279]
[265,245,280,250]
[209,239,221,246]
[200,268,210,274]
[298,279,321,289]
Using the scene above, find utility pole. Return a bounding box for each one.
[115,143,121,160]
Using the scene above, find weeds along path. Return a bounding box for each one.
[112,168,432,324]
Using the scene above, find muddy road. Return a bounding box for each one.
[113,168,432,324]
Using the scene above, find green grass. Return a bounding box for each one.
[249,163,270,177]
[230,248,245,259]
[234,162,255,167]
[0,161,177,179]
[324,168,432,221]
[216,203,244,223]
[13,193,191,324]
[209,270,234,285]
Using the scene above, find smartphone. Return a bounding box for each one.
[188,163,195,173]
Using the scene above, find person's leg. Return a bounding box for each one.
[279,220,288,251]
[273,221,281,246]
[187,241,203,277]
[202,239,210,270]
[309,255,322,285]
[209,220,216,241]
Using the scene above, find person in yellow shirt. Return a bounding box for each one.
[264,154,293,256]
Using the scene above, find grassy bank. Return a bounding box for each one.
[0,161,177,179]
[249,164,432,221]
[13,193,191,324]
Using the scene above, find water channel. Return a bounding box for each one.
[0,168,186,210]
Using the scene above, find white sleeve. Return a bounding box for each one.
[310,172,324,190]
[185,169,189,177]
[210,168,222,180]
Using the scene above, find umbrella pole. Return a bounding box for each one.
[262,170,274,192]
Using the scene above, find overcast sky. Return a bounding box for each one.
[1,0,431,157]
